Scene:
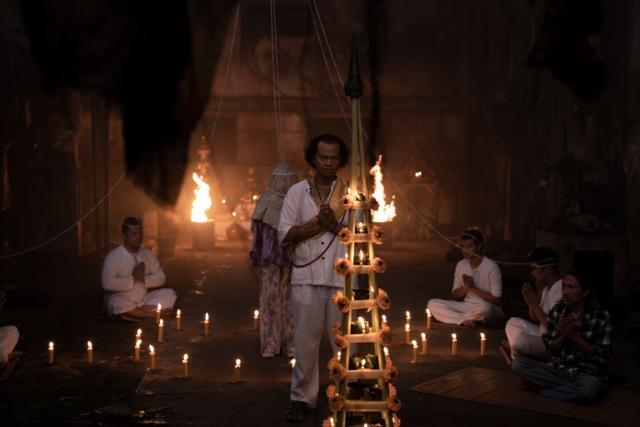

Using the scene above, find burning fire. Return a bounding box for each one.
[369,155,396,222]
[191,173,212,222]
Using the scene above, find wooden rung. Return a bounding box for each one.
[349,299,376,310]
[345,332,378,343]
[345,368,385,380]
[343,400,388,412]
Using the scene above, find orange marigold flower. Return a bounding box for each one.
[384,365,399,383]
[386,395,402,412]
[372,257,386,273]
[337,227,352,244]
[334,258,352,276]
[376,288,391,310]
[371,225,384,244]
[378,328,393,346]
[328,394,346,413]
[328,360,347,382]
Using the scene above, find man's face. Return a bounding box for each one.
[562,274,587,306]
[459,239,479,260]
[314,142,341,179]
[530,265,547,285]
[124,224,143,250]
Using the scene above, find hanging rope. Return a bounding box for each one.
[0,172,126,261]
[270,0,285,161]
[307,2,532,266]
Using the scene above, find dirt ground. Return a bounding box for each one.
[0,240,638,426]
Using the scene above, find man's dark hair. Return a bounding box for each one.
[460,227,484,247]
[122,217,143,234]
[304,134,349,168]
[527,246,560,273]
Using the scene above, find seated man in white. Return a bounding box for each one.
[101,217,176,320]
[500,247,562,365]
[427,228,503,327]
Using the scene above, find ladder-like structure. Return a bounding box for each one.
[324,38,401,427]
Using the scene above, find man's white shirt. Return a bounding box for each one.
[452,257,502,303]
[101,244,166,302]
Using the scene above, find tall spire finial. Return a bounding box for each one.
[344,34,363,99]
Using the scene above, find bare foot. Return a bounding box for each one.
[498,343,513,366]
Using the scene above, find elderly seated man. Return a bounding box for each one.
[427,228,503,327]
[101,217,176,321]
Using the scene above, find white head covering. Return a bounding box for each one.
[251,163,297,229]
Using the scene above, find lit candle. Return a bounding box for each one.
[156,303,162,324]
[253,310,259,330]
[182,353,189,378]
[411,340,418,363]
[358,249,365,265]
[134,339,142,362]
[203,312,210,336]
[329,417,335,427]
[176,309,182,331]
[136,328,142,342]
[157,319,164,342]
[222,198,227,205]
[405,310,412,323]
[356,222,366,234]
[233,358,241,383]
[360,358,366,370]
[426,308,432,330]
[383,346,391,366]
[357,316,366,334]
[480,332,486,356]
[381,314,388,327]
[451,333,458,356]
[47,341,54,365]
[86,341,94,365]
[336,350,342,360]
[149,345,156,369]
[421,332,428,355]
[252,194,258,202]
[289,358,296,370]
[404,323,411,344]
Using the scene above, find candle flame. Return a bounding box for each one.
[253,309,259,318]
[149,345,155,353]
[232,211,237,218]
[289,358,296,368]
[135,339,142,347]
[235,358,242,368]
[157,303,161,312]
[205,312,209,322]
[411,340,418,348]
[159,319,164,327]
[358,249,365,261]
[176,309,181,317]
[48,341,54,350]
[360,359,366,368]
[183,353,189,362]
[191,173,212,222]
[136,328,142,337]
[405,310,411,320]
[426,308,431,317]
[383,347,389,356]
[405,323,410,332]
[252,194,258,201]
[358,316,365,327]
[222,198,227,205]
[87,341,93,350]
[336,351,341,359]
[370,155,397,222]
[451,333,457,340]
[480,332,486,339]
[330,418,335,427]
[421,332,426,340]
[381,314,387,323]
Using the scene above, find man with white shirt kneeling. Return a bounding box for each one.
[427,228,504,328]
[101,217,176,321]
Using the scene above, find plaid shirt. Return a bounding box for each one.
[542,303,613,379]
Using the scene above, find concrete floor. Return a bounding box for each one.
[0,240,638,426]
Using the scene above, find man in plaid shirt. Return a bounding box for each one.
[512,271,613,401]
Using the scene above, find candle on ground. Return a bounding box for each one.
[156,303,162,324]
[157,319,165,342]
[420,332,428,354]
[451,333,458,356]
[233,358,241,383]
[136,328,142,342]
[47,341,54,365]
[176,309,182,331]
[404,323,411,344]
[405,310,411,323]
[480,332,486,356]
[203,312,210,336]
[426,308,432,330]
[182,353,189,378]
[86,341,94,365]
[149,345,156,369]
[253,310,259,330]
[411,340,419,363]
[134,339,142,362]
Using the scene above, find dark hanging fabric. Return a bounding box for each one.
[19,0,237,206]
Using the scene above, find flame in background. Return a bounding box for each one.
[369,155,396,222]
[191,173,212,222]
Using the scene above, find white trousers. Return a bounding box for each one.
[290,285,341,408]
[104,288,177,316]
[0,325,19,364]
[427,298,503,325]
[505,317,547,358]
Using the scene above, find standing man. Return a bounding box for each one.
[101,217,176,320]
[500,247,563,365]
[512,271,613,402]
[427,228,503,327]
[278,134,349,423]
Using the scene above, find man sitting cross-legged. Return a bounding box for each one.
[500,247,563,365]
[427,228,503,328]
[101,217,176,321]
